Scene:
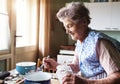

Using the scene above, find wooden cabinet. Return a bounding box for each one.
[111,2,120,30]
[85,2,120,31]
[57,50,74,64]
[57,54,74,64]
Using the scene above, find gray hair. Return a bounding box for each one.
[56,2,90,24]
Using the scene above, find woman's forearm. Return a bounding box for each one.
[87,72,120,84]
[68,64,80,73]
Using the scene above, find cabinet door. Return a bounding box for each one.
[111,2,120,30]
[88,2,111,30]
[57,55,74,64]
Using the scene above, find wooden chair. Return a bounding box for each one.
[37,58,42,68]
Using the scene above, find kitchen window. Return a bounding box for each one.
[0,0,38,70]
[16,0,37,47]
[0,0,10,54]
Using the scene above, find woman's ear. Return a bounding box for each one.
[82,17,88,25]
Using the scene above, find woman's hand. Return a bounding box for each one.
[43,57,59,70]
[62,73,87,84]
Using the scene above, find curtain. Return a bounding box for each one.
[38,0,51,58]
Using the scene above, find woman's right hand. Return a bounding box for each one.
[43,57,59,70]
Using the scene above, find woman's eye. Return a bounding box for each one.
[67,24,73,28]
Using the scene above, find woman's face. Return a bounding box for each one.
[62,18,88,41]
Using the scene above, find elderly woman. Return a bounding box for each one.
[43,2,120,84]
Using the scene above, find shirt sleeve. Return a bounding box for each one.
[96,38,120,76]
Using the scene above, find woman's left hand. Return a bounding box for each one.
[62,73,87,84]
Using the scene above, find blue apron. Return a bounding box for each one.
[75,29,120,78]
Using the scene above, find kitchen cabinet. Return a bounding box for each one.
[85,2,120,31]
[57,54,74,64]
[111,2,120,30]
[57,50,74,64]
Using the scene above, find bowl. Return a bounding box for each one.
[24,71,52,84]
[16,62,36,75]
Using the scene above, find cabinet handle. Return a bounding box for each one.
[112,28,118,30]
[105,28,111,30]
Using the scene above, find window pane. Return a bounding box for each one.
[0,0,7,14]
[16,0,37,47]
[0,14,10,51]
[0,0,10,53]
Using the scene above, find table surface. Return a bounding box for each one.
[5,69,59,84]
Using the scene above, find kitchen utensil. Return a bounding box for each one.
[16,62,36,75]
[24,71,51,84]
